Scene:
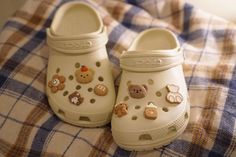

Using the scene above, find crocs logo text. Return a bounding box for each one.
[64,41,92,49]
[135,58,162,65]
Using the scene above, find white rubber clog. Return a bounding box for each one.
[111,28,190,151]
[46,2,115,127]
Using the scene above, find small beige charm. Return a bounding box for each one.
[166,84,183,104]
[94,84,108,96]
[114,102,128,117]
[144,102,157,120]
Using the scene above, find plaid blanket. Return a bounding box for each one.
[0,0,236,156]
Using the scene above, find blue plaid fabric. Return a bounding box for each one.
[0,0,236,156]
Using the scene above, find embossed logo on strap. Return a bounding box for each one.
[46,27,108,53]
[64,40,92,49]
[120,51,183,72]
[135,57,162,65]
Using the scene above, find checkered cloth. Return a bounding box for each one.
[0,0,236,156]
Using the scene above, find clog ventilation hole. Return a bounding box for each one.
[139,134,153,141]
[58,109,65,117]
[79,116,91,122]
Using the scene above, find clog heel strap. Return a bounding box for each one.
[46,26,108,54]
[120,49,184,72]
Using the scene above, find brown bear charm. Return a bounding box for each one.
[166,84,183,104]
[68,91,84,106]
[48,74,66,93]
[75,65,94,84]
[114,102,128,117]
[128,84,148,99]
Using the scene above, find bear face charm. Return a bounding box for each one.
[75,65,94,84]
[128,84,148,99]
[94,84,108,96]
[68,91,84,106]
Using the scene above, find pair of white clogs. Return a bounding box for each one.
[46,2,190,151]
